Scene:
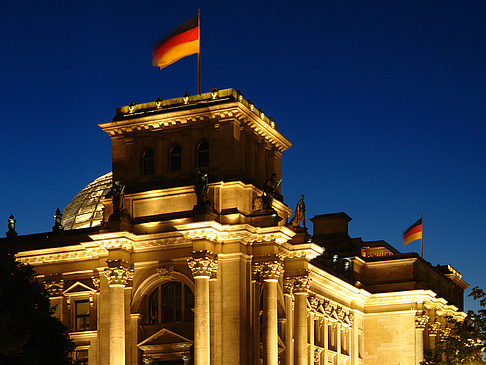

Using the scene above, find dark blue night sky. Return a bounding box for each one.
[1,1,485,309]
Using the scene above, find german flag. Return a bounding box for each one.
[403,218,423,245]
[152,15,199,69]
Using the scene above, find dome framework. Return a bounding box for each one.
[61,172,112,230]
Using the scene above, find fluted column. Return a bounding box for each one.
[294,272,311,365]
[104,260,133,365]
[415,314,429,364]
[188,252,218,365]
[261,259,283,365]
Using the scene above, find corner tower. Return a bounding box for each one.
[98,89,293,229]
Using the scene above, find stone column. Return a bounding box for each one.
[283,278,294,365]
[261,259,284,365]
[188,252,218,365]
[104,260,134,365]
[308,311,315,365]
[415,314,429,364]
[336,322,341,365]
[323,317,329,365]
[293,272,311,365]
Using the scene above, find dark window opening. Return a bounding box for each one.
[75,300,90,331]
[149,288,159,324]
[142,148,154,175]
[196,141,209,168]
[170,145,182,172]
[146,282,194,324]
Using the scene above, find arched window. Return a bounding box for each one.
[146,281,194,324]
[170,144,181,172]
[196,141,209,168]
[142,148,154,176]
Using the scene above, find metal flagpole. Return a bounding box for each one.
[421,213,423,259]
[197,8,201,94]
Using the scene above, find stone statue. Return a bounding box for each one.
[52,208,63,232]
[262,173,281,209]
[288,194,306,229]
[6,214,17,237]
[109,180,125,217]
[194,169,209,206]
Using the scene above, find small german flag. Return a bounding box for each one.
[152,15,199,69]
[403,218,423,245]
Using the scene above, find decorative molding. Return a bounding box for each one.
[104,259,134,287]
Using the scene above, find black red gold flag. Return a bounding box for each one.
[152,15,200,69]
[403,218,423,245]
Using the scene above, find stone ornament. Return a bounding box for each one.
[415,314,429,329]
[6,214,17,238]
[188,253,218,278]
[260,259,284,281]
[104,259,134,287]
[44,279,64,297]
[283,277,294,294]
[293,272,311,294]
[428,321,441,335]
[91,276,101,290]
[157,265,175,279]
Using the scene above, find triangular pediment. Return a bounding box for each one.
[138,328,192,348]
[63,281,96,295]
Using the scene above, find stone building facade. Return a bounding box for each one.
[5,89,468,364]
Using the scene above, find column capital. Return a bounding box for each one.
[44,278,64,297]
[293,271,311,294]
[415,314,429,329]
[428,321,441,335]
[283,277,294,294]
[104,259,134,287]
[261,260,284,281]
[188,251,218,278]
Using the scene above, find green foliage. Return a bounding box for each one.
[422,287,486,364]
[0,243,74,365]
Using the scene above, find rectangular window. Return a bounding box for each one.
[75,300,90,331]
[76,349,88,365]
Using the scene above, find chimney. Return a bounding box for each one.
[311,212,352,238]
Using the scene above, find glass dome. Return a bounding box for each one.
[61,172,113,230]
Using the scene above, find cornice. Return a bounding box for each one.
[99,98,291,152]
[174,221,295,245]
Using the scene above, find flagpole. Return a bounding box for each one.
[421,213,423,259]
[197,8,201,94]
